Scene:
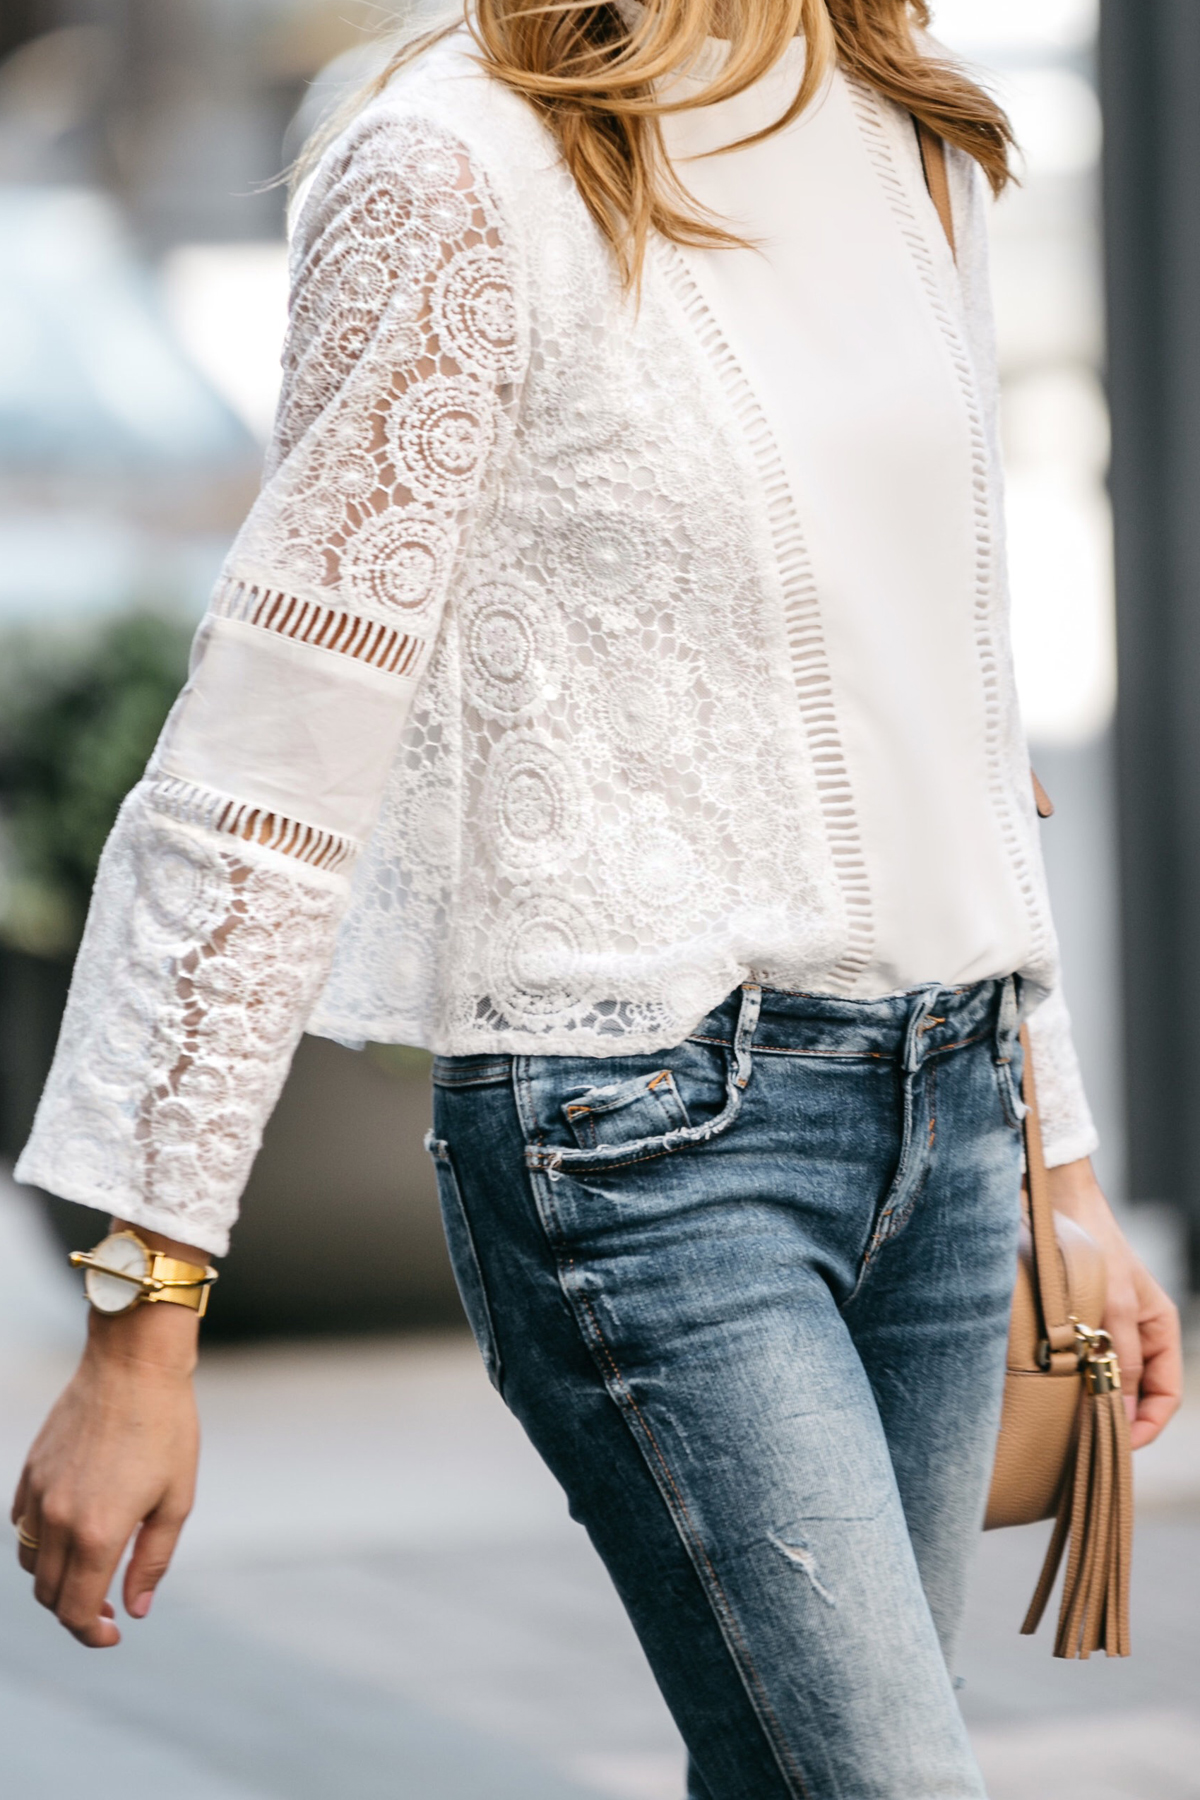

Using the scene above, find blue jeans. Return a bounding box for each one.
[428,979,1025,1799]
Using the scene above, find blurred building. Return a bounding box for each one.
[1101,0,1200,1286]
[0,0,397,628]
[932,1,1144,1260]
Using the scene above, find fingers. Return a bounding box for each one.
[14,1488,41,1580]
[1102,1276,1143,1429]
[1131,1389,1178,1449]
[123,1502,188,1621]
[30,1505,70,1621]
[18,1489,129,1647]
[1129,1273,1183,1450]
[50,1519,126,1648]
[12,1468,38,1573]
[11,1466,29,1532]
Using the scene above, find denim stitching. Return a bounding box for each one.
[432,1067,511,1089]
[853,1056,938,1300]
[431,1139,505,1391]
[513,1055,542,1141]
[513,1057,561,1237]
[994,1057,1025,1132]
[849,1007,927,1300]
[569,1274,811,1800]
[687,1035,893,1061]
[684,1028,988,1061]
[524,1054,744,1173]
[516,996,806,1795]
[924,1027,991,1059]
[528,987,761,1176]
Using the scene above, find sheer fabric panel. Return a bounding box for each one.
[16,112,524,1252]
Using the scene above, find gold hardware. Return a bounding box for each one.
[1071,1318,1110,1353]
[1036,1320,1123,1388]
[1083,1352,1121,1395]
[69,1250,214,1296]
[70,1250,152,1291]
[1071,1320,1122,1394]
[70,1233,218,1317]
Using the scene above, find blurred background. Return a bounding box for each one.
[1,2,1198,1796]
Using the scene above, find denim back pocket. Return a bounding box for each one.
[425,1132,503,1390]
[563,1070,690,1150]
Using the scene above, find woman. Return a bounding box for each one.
[10,3,1182,1795]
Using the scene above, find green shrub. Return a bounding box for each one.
[0,612,192,957]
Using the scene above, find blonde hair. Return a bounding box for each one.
[302,1,1013,285]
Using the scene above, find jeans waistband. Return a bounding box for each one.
[689,977,1020,1073]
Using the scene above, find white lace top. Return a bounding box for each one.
[16,29,1098,1255]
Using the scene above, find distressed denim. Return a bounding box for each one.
[428,978,1025,1800]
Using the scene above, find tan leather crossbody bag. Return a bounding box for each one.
[916,121,1133,1659]
[985,1024,1133,1656]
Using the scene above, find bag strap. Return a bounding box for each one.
[1018,1023,1078,1366]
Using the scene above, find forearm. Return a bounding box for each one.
[1045,1157,1132,1264]
[1045,1157,1111,1225]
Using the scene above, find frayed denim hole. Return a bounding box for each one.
[767,1531,837,1608]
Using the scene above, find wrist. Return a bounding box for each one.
[1046,1158,1125,1246]
[70,1219,217,1329]
[109,1218,212,1266]
[1045,1156,1100,1209]
[84,1293,200,1378]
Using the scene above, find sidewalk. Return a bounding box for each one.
[1,1171,1197,1800]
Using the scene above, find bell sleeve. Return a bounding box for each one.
[14,108,525,1255]
[1023,982,1099,1168]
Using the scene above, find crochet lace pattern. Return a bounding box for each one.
[17,38,1095,1251]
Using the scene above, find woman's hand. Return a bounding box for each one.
[1047,1158,1184,1450]
[11,1226,204,1649]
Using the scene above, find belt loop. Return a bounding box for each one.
[902,985,938,1075]
[996,973,1019,1062]
[733,983,762,1089]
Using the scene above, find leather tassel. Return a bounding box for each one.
[1020,1342,1133,1658]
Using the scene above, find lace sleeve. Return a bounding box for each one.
[14,110,524,1255]
[1024,981,1099,1168]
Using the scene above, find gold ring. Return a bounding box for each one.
[14,1519,40,1553]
